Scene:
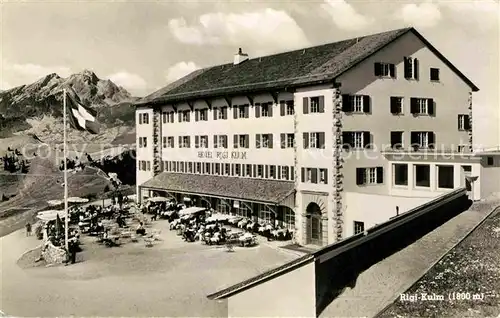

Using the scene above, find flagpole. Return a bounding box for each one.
[63,89,69,252]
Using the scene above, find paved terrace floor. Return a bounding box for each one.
[320,195,500,318]
[0,218,297,317]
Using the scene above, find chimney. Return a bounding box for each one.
[234,48,249,65]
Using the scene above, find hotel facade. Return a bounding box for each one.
[135,27,495,246]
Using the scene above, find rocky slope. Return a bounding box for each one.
[0,70,138,142]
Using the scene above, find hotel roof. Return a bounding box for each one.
[137,27,479,106]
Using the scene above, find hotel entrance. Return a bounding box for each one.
[305,202,322,245]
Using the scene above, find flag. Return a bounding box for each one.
[65,87,100,134]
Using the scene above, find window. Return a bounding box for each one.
[179,136,190,148]
[196,162,201,173]
[437,165,454,189]
[300,167,326,184]
[356,167,383,186]
[390,132,404,149]
[457,145,467,153]
[303,96,325,114]
[410,131,435,149]
[260,103,272,117]
[342,131,371,150]
[188,162,193,173]
[342,95,370,113]
[195,109,208,121]
[393,164,408,186]
[205,163,211,174]
[234,164,241,176]
[303,132,325,149]
[214,107,228,120]
[162,137,167,148]
[354,221,365,235]
[236,134,249,148]
[256,134,273,148]
[199,135,208,148]
[415,164,430,187]
[138,137,147,148]
[404,57,419,80]
[179,162,185,173]
[245,164,252,177]
[257,165,264,178]
[281,166,289,180]
[138,113,149,124]
[146,161,151,171]
[319,168,327,184]
[178,110,190,122]
[269,165,276,179]
[283,209,295,230]
[374,62,395,78]
[390,97,404,114]
[259,207,273,224]
[430,68,440,81]
[233,104,249,119]
[166,137,174,148]
[163,111,174,123]
[487,157,494,166]
[410,98,434,115]
[162,112,167,124]
[458,114,471,131]
[224,163,230,175]
[286,101,294,115]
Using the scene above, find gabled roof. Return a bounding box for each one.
[140,172,295,204]
[138,27,478,106]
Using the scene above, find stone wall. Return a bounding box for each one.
[41,241,67,264]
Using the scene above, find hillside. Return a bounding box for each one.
[0,70,138,141]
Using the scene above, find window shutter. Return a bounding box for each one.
[256,134,261,148]
[311,168,318,184]
[265,165,269,178]
[291,166,294,181]
[195,135,199,148]
[213,108,217,120]
[374,62,382,76]
[457,115,461,130]
[178,136,182,147]
[376,167,384,184]
[195,110,199,121]
[413,58,419,80]
[427,99,434,115]
[268,134,273,149]
[464,115,471,130]
[390,97,398,114]
[255,103,261,118]
[280,101,285,116]
[277,166,281,180]
[139,114,143,124]
[356,168,365,185]
[223,107,227,119]
[214,135,218,148]
[363,131,371,148]
[410,132,418,146]
[363,95,370,113]
[303,97,309,114]
[324,169,328,184]
[404,57,412,79]
[268,103,273,117]
[223,135,228,148]
[428,132,435,149]
[319,132,325,149]
[410,98,418,114]
[186,112,190,122]
[303,132,309,149]
[390,132,398,147]
[178,112,182,122]
[342,132,352,149]
[245,105,249,118]
[233,134,238,148]
[389,64,395,78]
[301,168,305,183]
[319,96,325,113]
[280,133,286,149]
[245,135,249,148]
[231,164,235,176]
[342,95,352,112]
[187,136,191,148]
[233,106,238,119]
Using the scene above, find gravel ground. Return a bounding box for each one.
[0,219,297,317]
[319,198,500,318]
[379,208,500,318]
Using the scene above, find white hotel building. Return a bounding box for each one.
[135,27,498,247]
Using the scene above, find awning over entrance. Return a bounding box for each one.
[179,206,207,216]
[140,172,295,204]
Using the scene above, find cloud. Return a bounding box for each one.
[168,8,309,53]
[438,0,499,29]
[107,71,148,91]
[321,0,374,31]
[0,80,12,90]
[396,2,442,29]
[10,63,71,79]
[166,61,200,83]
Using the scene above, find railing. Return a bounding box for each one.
[381,145,473,154]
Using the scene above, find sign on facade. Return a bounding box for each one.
[198,151,247,160]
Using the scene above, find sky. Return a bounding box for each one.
[0,0,499,146]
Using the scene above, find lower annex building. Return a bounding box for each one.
[134,27,496,247]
